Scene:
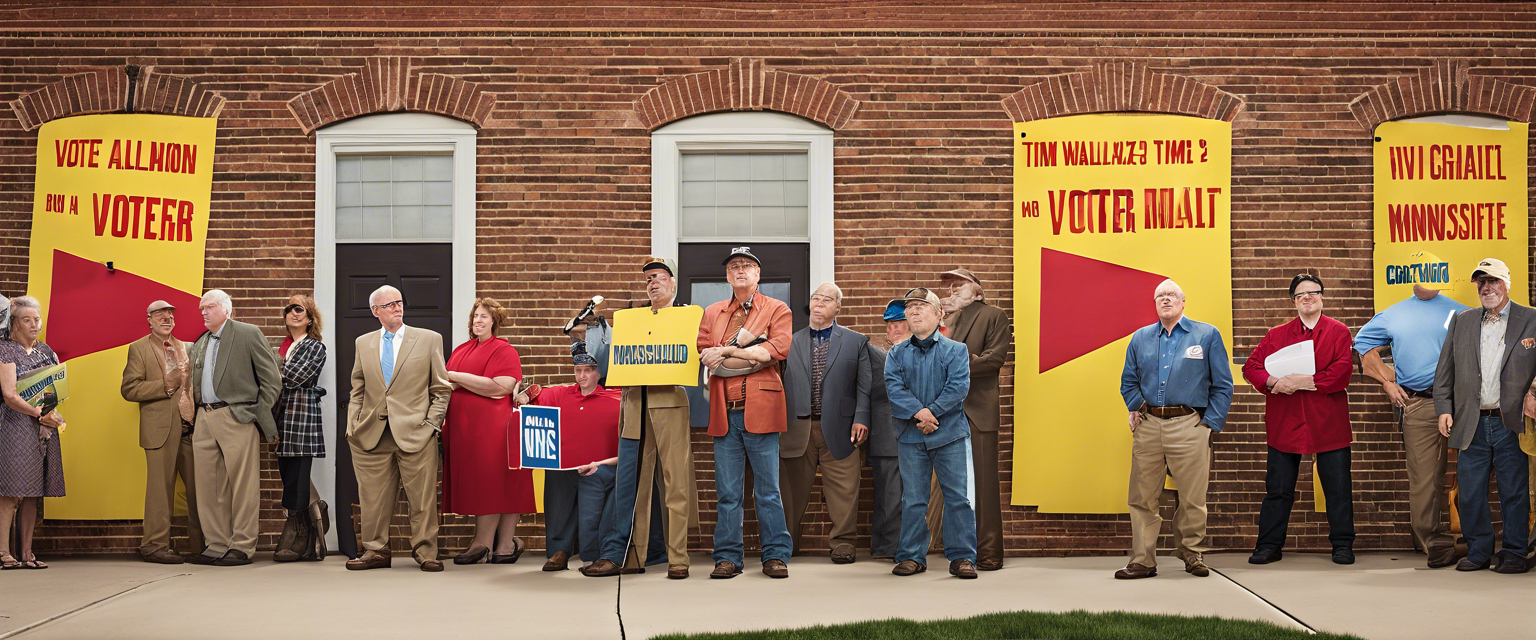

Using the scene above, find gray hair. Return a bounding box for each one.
[10,296,40,313]
[813,282,843,304]
[369,285,402,307]
[201,290,233,315]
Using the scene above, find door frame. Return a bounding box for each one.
[312,113,477,549]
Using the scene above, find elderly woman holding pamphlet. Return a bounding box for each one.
[1240,274,1356,567]
[0,296,68,570]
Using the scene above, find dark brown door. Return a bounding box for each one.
[333,243,453,557]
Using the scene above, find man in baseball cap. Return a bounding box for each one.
[121,299,202,563]
[885,287,979,579]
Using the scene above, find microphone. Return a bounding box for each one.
[562,295,604,333]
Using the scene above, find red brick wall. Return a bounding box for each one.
[2,2,1534,557]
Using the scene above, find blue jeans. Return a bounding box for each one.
[1458,416,1530,563]
[897,438,977,565]
[712,409,793,566]
[575,465,618,563]
[598,436,669,566]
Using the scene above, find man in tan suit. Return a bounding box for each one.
[346,284,451,572]
[121,300,203,564]
[188,290,282,566]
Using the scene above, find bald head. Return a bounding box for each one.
[1154,279,1185,328]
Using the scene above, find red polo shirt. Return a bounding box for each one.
[1241,314,1354,454]
[529,383,621,465]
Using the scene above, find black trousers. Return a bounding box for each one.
[277,456,313,512]
[1256,445,1355,551]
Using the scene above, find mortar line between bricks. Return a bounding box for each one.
[1211,567,1318,636]
[0,572,191,639]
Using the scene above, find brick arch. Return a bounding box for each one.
[1001,61,1244,123]
[1349,59,1536,131]
[633,58,860,131]
[285,57,495,134]
[9,65,225,131]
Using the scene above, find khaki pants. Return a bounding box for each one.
[351,427,440,562]
[628,405,694,567]
[192,406,261,557]
[142,428,203,555]
[1401,396,1455,556]
[925,426,1002,565]
[780,419,863,551]
[1128,411,1211,568]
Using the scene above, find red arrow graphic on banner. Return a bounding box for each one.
[45,249,204,362]
[1038,248,1168,373]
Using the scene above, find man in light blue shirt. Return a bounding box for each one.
[1356,284,1467,568]
[1116,279,1232,580]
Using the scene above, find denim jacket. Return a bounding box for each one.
[883,331,971,449]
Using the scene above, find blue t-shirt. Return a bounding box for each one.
[1353,294,1468,391]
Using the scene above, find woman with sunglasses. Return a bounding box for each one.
[271,294,330,561]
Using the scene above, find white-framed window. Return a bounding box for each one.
[651,111,834,288]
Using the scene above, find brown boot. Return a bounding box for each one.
[543,551,570,572]
[306,500,329,561]
[274,510,308,563]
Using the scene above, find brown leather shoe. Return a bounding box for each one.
[829,544,856,564]
[543,551,570,572]
[949,559,978,579]
[346,549,391,571]
[420,559,444,572]
[710,561,742,579]
[141,548,184,565]
[976,557,1004,571]
[667,564,689,579]
[1114,563,1157,579]
[762,559,789,578]
[892,560,926,576]
[581,559,621,577]
[1427,545,1461,569]
[1184,555,1210,577]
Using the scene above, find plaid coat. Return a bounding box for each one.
[274,337,327,458]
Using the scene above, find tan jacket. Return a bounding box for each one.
[121,334,186,449]
[946,300,1012,433]
[348,325,451,453]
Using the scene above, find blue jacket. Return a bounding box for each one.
[884,331,971,449]
[1119,316,1234,432]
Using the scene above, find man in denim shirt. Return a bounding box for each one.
[884,287,976,579]
[1116,279,1233,580]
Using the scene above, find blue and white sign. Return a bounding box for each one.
[519,405,561,470]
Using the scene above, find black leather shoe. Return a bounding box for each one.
[454,546,490,565]
[1456,557,1490,571]
[1331,547,1355,565]
[1248,548,1283,564]
[186,548,220,565]
[1492,554,1528,574]
[212,550,252,566]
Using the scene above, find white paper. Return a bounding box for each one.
[1264,340,1315,377]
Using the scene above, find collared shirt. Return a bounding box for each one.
[1240,314,1354,454]
[1120,316,1234,432]
[1353,294,1468,392]
[381,325,406,380]
[200,322,225,404]
[1478,300,1510,408]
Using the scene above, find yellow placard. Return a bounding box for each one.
[29,114,216,519]
[1373,121,1528,310]
[604,305,704,387]
[1012,114,1235,513]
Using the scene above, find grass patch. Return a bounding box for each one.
[650,609,1362,640]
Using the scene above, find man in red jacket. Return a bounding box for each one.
[1241,274,1356,565]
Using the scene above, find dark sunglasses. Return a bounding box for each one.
[283,304,306,316]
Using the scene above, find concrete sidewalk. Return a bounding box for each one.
[0,552,1527,639]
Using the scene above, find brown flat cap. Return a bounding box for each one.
[939,268,981,286]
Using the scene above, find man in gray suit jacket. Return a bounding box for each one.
[1434,258,1533,574]
[187,290,282,566]
[867,300,911,560]
[780,283,871,563]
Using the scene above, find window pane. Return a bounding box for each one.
[425,156,453,181]
[391,156,423,181]
[423,206,453,238]
[337,157,361,182]
[716,181,751,207]
[362,182,391,206]
[362,207,392,239]
[392,206,424,237]
[716,206,752,235]
[336,206,363,239]
[393,182,423,206]
[680,207,715,235]
[751,181,784,207]
[360,157,390,182]
[784,180,808,207]
[753,207,786,237]
[680,154,714,181]
[785,207,808,236]
[760,282,792,307]
[715,154,751,180]
[750,154,784,180]
[336,183,362,208]
[425,181,453,206]
[679,181,715,208]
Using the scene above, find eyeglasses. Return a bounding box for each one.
[1291,290,1323,301]
[1154,294,1182,302]
[809,294,838,305]
[371,299,404,311]
[283,304,306,316]
[1474,277,1506,288]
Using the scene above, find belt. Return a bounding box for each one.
[1479,408,1501,417]
[198,402,229,411]
[1403,388,1433,399]
[1142,404,1196,419]
[726,399,746,411]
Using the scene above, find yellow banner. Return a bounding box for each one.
[29,114,216,519]
[1373,121,1528,310]
[1011,114,1234,513]
[604,306,704,387]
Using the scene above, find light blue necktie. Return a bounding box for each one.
[381,331,395,387]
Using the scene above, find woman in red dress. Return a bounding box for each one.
[442,297,535,564]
